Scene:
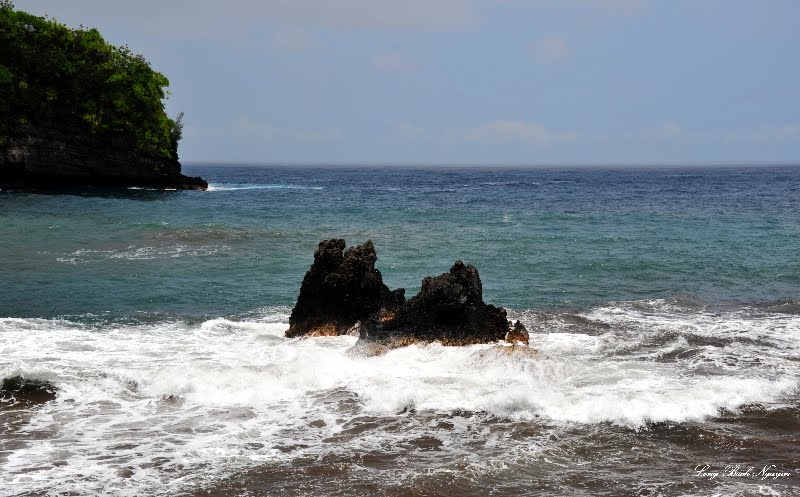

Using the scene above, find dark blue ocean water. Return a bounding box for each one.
[2,165,800,497]
[1,165,798,321]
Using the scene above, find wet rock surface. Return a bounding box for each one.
[286,239,404,338]
[1,376,58,405]
[506,320,530,345]
[286,239,527,349]
[361,260,522,346]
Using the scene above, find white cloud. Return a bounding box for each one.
[659,120,683,138]
[393,121,425,140]
[585,0,650,14]
[497,0,650,15]
[781,124,800,139]
[268,30,315,53]
[617,121,684,143]
[260,0,476,29]
[528,37,571,63]
[23,0,477,39]
[708,124,800,145]
[624,121,800,145]
[373,52,416,72]
[442,120,578,146]
[232,118,342,144]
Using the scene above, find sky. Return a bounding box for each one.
[17,0,800,165]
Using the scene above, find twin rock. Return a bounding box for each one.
[286,239,529,353]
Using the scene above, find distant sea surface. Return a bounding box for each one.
[1,165,799,496]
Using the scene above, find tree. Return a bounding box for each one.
[0,2,183,161]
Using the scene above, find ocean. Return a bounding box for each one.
[1,164,798,496]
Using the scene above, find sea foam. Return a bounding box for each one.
[1,302,798,495]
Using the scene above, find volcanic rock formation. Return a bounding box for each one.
[286,239,405,337]
[286,239,528,349]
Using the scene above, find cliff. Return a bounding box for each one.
[0,123,207,190]
[0,3,206,190]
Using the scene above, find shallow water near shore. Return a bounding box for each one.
[1,165,799,496]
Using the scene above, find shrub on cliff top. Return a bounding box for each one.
[0,1,182,161]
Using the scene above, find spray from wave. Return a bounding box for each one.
[1,300,798,496]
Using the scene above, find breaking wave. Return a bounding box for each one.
[1,300,798,495]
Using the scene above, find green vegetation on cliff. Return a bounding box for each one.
[0,1,182,161]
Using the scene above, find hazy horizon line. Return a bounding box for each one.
[183,160,800,169]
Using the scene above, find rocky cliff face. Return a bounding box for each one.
[0,124,207,190]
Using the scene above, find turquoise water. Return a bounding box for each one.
[2,165,798,320]
[2,165,799,497]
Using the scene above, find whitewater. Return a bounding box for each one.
[2,299,798,496]
[2,165,799,496]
